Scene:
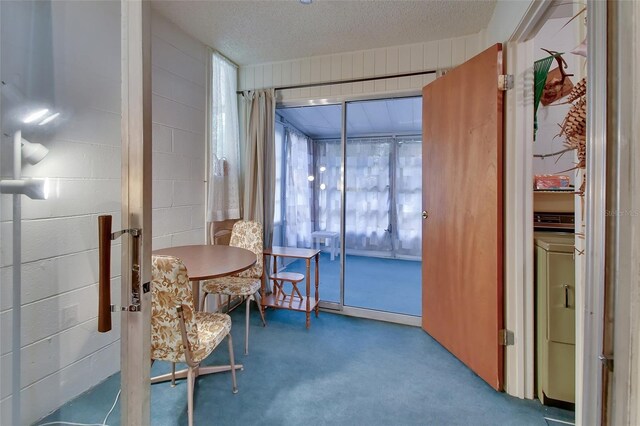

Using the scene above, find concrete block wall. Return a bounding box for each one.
[238,33,483,102]
[151,12,208,250]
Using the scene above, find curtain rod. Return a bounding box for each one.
[236,68,438,95]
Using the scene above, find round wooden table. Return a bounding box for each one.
[152,244,256,309]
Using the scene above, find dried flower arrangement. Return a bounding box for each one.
[559,75,587,195]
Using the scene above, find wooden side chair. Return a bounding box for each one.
[201,220,267,355]
[151,255,238,426]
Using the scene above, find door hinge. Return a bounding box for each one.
[499,329,514,346]
[436,68,450,78]
[599,354,614,372]
[498,74,514,91]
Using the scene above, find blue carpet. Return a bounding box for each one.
[284,252,422,316]
[38,309,573,426]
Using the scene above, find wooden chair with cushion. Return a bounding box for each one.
[200,220,266,355]
[151,255,238,426]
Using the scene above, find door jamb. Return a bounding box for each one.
[505,2,609,425]
[120,0,152,424]
[503,0,554,401]
[503,37,535,400]
[606,2,640,424]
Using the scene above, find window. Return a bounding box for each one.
[207,51,240,221]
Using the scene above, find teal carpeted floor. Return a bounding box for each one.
[283,252,422,316]
[38,309,573,426]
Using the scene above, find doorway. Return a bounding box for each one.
[274,96,422,319]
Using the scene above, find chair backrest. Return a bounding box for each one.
[151,255,199,363]
[229,220,263,279]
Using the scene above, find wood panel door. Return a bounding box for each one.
[421,44,504,390]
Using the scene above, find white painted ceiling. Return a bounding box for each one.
[277,97,422,139]
[151,1,497,65]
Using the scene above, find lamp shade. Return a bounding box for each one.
[21,139,49,165]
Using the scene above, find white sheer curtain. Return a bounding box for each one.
[272,123,285,247]
[344,138,392,252]
[395,138,422,257]
[207,51,240,221]
[283,127,313,248]
[315,140,342,234]
[316,137,421,256]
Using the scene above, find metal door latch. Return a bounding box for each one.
[111,304,141,312]
[599,354,614,372]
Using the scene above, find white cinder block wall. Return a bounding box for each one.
[239,33,482,101]
[151,13,208,250]
[0,2,122,424]
[0,5,208,425]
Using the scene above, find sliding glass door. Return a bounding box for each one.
[274,104,342,304]
[274,97,422,319]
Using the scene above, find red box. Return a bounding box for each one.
[534,174,570,190]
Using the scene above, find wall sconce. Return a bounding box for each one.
[0,132,50,197]
[22,138,49,163]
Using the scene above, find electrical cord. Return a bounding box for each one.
[37,389,121,426]
[102,389,121,425]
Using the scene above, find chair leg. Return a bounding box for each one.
[171,362,176,387]
[254,292,266,326]
[244,296,250,355]
[227,335,239,394]
[227,295,232,313]
[200,292,208,312]
[187,366,195,426]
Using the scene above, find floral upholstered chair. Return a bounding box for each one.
[151,255,238,426]
[201,220,266,355]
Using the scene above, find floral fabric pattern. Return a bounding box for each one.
[202,276,261,296]
[192,312,231,363]
[229,220,263,279]
[151,255,231,364]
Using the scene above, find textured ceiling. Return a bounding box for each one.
[277,97,422,139]
[151,0,497,65]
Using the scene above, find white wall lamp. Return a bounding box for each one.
[0,129,50,426]
[2,79,57,425]
[1,133,50,199]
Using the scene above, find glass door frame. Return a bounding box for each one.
[276,93,423,326]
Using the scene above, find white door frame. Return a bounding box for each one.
[503,36,535,399]
[603,1,640,424]
[581,1,607,424]
[120,0,152,424]
[502,0,554,400]
[503,4,608,426]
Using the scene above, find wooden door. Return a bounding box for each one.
[421,44,504,390]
